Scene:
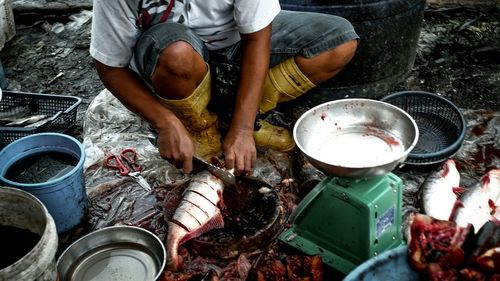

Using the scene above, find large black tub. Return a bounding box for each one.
[280,0,426,106]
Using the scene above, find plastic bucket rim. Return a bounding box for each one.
[0,186,58,276]
[0,132,85,188]
[381,90,466,161]
[343,245,412,280]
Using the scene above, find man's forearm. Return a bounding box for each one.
[230,25,272,132]
[94,60,177,131]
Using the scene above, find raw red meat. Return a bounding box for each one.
[408,214,474,272]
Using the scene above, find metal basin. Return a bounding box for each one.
[294,99,419,178]
[57,226,166,281]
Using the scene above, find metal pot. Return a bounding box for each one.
[293,99,419,178]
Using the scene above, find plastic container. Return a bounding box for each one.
[0,0,15,51]
[279,0,426,106]
[0,133,87,234]
[0,91,82,148]
[344,245,425,281]
[0,186,59,281]
[381,91,466,166]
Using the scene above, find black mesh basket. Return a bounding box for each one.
[0,90,81,148]
[381,91,466,166]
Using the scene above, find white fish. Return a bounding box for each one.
[0,104,30,121]
[493,206,500,223]
[25,111,62,129]
[165,170,225,271]
[490,168,500,223]
[452,169,500,233]
[5,114,47,126]
[421,159,461,221]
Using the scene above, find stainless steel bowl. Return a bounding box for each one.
[294,99,419,178]
[57,226,166,281]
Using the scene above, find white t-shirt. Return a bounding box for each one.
[90,0,281,68]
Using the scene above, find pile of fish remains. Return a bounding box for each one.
[410,160,500,280]
[0,103,56,128]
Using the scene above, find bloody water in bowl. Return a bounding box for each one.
[4,151,78,184]
[0,225,41,269]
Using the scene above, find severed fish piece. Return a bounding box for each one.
[421,159,461,221]
[5,114,47,126]
[25,111,62,129]
[165,170,225,271]
[451,169,500,232]
[0,104,31,123]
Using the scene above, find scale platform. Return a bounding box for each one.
[279,172,404,274]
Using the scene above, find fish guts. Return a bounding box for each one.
[165,170,225,271]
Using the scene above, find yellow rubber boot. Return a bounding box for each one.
[254,57,316,151]
[259,57,316,113]
[157,68,222,160]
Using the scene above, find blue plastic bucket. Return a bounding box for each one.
[0,133,87,234]
[343,245,425,281]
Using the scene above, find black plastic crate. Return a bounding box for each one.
[0,90,81,148]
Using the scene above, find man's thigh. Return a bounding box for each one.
[270,10,359,66]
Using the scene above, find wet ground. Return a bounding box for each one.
[395,4,500,111]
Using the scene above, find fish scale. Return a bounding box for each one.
[185,184,219,205]
[173,201,211,231]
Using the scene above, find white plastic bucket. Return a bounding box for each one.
[0,0,15,51]
[0,186,59,281]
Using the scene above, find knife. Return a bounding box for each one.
[192,156,236,187]
[148,135,237,186]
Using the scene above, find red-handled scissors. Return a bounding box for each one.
[104,148,151,192]
[104,148,142,176]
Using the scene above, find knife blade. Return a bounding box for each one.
[148,135,236,186]
[192,156,236,187]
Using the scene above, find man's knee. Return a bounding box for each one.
[151,41,207,99]
[333,39,358,69]
[155,41,202,78]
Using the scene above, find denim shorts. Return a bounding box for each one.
[131,10,359,83]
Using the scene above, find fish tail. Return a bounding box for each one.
[165,222,187,271]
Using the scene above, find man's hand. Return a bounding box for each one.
[94,60,196,174]
[222,24,272,175]
[223,127,257,175]
[156,117,195,174]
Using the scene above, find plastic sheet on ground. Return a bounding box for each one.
[83,88,188,191]
[81,88,287,233]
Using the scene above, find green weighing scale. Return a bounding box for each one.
[279,99,419,274]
